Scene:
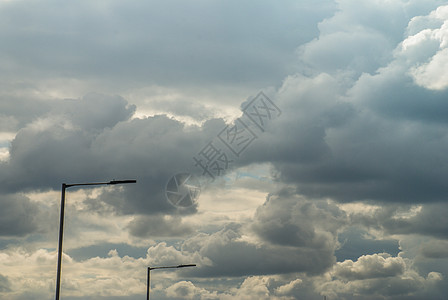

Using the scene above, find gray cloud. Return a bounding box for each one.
[0,93,217,214]
[0,0,335,91]
[127,214,194,238]
[67,243,147,261]
[384,204,448,238]
[420,240,448,259]
[0,94,135,192]
[148,99,214,122]
[56,93,136,132]
[172,191,348,278]
[350,203,448,240]
[0,83,52,131]
[234,4,448,205]
[252,191,347,248]
[0,274,11,292]
[2,1,448,299]
[0,194,40,237]
[183,224,336,277]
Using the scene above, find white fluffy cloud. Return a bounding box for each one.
[405,5,448,90]
[318,253,443,299]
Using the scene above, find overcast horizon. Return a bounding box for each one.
[2,0,448,299]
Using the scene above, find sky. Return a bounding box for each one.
[1,0,448,299]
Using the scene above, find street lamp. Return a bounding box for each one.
[55,179,137,300]
[147,264,196,300]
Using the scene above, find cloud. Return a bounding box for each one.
[2,0,448,299]
[0,244,196,299]
[0,0,335,92]
[165,276,305,300]
[274,278,302,296]
[244,4,448,205]
[0,82,53,131]
[0,194,40,237]
[0,274,11,292]
[127,214,195,238]
[0,94,134,192]
[165,281,218,300]
[252,191,347,248]
[0,114,19,133]
[411,48,448,90]
[333,253,405,280]
[0,248,57,298]
[175,192,347,278]
[147,98,215,122]
[350,203,448,239]
[319,253,443,299]
[56,93,136,132]
[0,0,337,134]
[0,93,229,216]
[405,5,448,90]
[67,243,147,261]
[231,276,271,299]
[385,204,448,238]
[335,227,400,261]
[420,240,448,259]
[298,0,410,76]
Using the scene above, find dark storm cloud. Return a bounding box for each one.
[420,240,448,258]
[353,203,448,239]
[230,4,448,209]
[184,224,336,277]
[236,5,448,205]
[252,191,347,248]
[351,66,448,123]
[0,83,52,131]
[89,116,228,215]
[385,204,448,238]
[56,93,136,131]
[0,93,230,215]
[0,94,135,192]
[177,191,347,278]
[2,1,448,298]
[0,194,39,237]
[0,0,335,89]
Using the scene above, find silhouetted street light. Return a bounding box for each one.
[147,264,196,300]
[55,180,136,300]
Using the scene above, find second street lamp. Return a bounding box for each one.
[147,264,196,300]
[55,179,136,300]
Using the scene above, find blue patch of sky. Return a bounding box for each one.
[335,227,400,262]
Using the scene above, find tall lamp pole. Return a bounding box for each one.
[55,180,136,300]
[147,264,196,300]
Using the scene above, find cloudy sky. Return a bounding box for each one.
[2,0,448,299]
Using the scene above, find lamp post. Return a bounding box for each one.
[147,264,196,300]
[55,180,136,300]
